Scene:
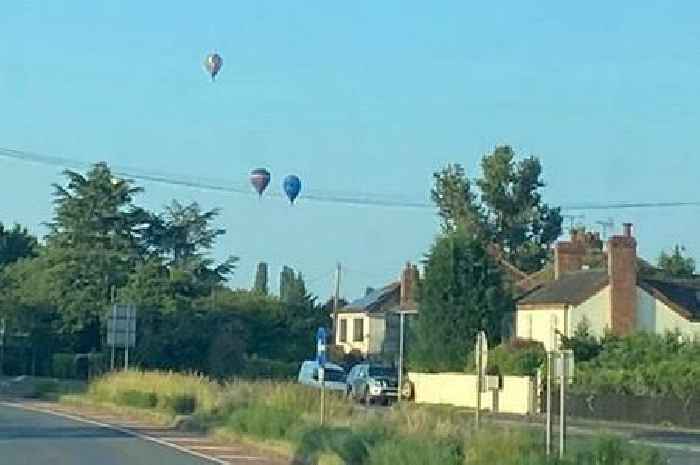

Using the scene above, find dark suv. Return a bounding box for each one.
[346,364,398,405]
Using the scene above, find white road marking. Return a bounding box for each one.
[0,401,231,465]
[216,455,261,461]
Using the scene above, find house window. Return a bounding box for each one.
[339,319,347,343]
[353,318,364,342]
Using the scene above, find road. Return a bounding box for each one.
[0,403,215,465]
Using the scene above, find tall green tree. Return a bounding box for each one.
[432,146,562,272]
[0,223,38,268]
[254,262,269,295]
[658,245,696,278]
[42,164,150,347]
[409,228,513,372]
[475,146,562,272]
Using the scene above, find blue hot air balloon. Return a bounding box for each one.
[250,168,271,197]
[283,175,302,204]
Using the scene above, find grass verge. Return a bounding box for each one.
[62,370,665,465]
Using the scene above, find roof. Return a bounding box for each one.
[339,282,400,314]
[640,278,700,321]
[518,269,609,306]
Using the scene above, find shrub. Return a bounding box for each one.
[32,380,61,399]
[52,353,75,379]
[227,405,300,440]
[467,339,545,376]
[117,389,158,409]
[239,357,298,380]
[162,394,196,415]
[368,437,462,465]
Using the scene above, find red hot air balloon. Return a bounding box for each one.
[250,168,271,197]
[204,53,223,81]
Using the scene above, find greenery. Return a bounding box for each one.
[573,332,700,403]
[409,228,514,372]
[0,162,330,378]
[431,145,563,273]
[658,245,696,278]
[486,339,546,377]
[72,370,663,465]
[52,353,75,379]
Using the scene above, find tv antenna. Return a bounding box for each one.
[596,218,614,239]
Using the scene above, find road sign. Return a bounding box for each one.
[553,349,575,382]
[107,304,136,348]
[316,327,327,366]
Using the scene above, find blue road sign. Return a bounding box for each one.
[316,327,327,366]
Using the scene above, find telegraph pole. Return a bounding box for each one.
[110,285,116,371]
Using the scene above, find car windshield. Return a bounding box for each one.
[324,368,346,382]
[369,366,394,377]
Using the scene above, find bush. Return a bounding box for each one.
[161,394,196,415]
[52,353,75,379]
[368,437,461,465]
[239,357,298,380]
[227,405,300,440]
[31,380,61,399]
[117,389,158,409]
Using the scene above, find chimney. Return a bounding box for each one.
[400,262,419,309]
[554,240,586,279]
[607,223,637,335]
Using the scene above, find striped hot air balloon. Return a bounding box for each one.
[203,53,223,81]
[250,168,271,197]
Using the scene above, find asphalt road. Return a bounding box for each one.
[0,404,215,465]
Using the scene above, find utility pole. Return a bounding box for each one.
[333,262,341,335]
[0,317,6,377]
[110,285,116,371]
[546,351,552,456]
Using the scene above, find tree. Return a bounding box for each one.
[0,223,38,268]
[431,164,484,236]
[431,146,563,273]
[475,146,562,272]
[658,245,695,278]
[279,265,295,301]
[254,262,269,295]
[409,228,513,372]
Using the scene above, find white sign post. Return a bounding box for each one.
[474,331,488,429]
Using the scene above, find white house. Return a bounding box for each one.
[335,263,419,358]
[517,223,700,350]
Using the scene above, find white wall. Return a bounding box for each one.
[408,372,536,415]
[336,313,386,355]
[569,285,610,337]
[637,288,700,338]
[516,306,566,351]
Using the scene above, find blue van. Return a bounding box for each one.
[297,361,347,392]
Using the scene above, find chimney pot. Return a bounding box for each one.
[623,223,633,238]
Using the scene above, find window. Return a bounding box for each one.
[353,318,364,342]
[339,319,347,342]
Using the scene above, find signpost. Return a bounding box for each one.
[0,318,5,376]
[107,304,136,371]
[474,331,488,429]
[317,327,327,426]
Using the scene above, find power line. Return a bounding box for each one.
[2,146,700,212]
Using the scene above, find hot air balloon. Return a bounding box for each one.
[283,175,302,204]
[250,168,271,197]
[203,53,223,81]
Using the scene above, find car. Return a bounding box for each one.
[297,361,347,393]
[347,363,398,405]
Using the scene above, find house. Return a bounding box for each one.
[516,223,700,350]
[335,263,419,358]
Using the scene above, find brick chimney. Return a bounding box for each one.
[607,223,637,335]
[400,262,419,309]
[554,239,586,280]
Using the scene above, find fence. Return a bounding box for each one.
[553,391,700,428]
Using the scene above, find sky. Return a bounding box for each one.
[1,2,700,300]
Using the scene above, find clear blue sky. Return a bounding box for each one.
[2,2,700,299]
